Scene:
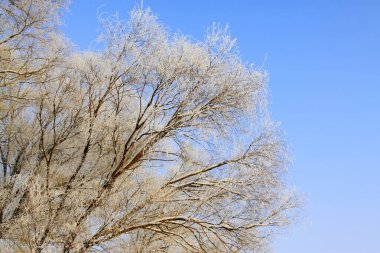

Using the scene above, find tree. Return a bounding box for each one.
[0,1,298,252]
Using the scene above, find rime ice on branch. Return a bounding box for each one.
[0,1,297,252]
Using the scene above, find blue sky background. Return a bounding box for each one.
[61,1,380,252]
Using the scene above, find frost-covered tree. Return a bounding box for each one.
[0,1,297,252]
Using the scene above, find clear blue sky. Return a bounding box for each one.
[61,1,380,252]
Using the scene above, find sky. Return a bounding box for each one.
[61,1,380,252]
